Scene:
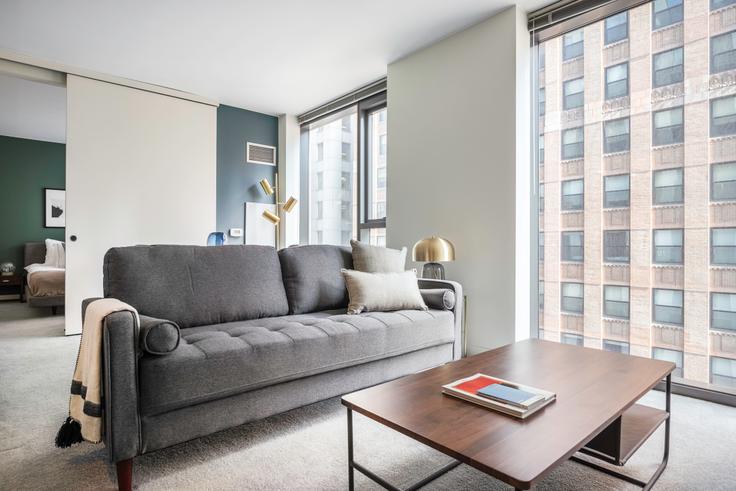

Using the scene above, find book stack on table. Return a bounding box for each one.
[442,373,556,419]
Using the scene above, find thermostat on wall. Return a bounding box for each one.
[229,228,243,237]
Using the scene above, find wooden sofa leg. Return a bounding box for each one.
[116,459,133,491]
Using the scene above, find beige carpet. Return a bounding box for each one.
[1,301,734,490]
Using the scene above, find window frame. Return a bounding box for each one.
[653,228,684,264]
[357,93,388,236]
[604,11,628,45]
[652,0,683,30]
[711,95,736,138]
[561,282,584,314]
[711,292,736,332]
[710,30,736,75]
[653,47,684,88]
[561,231,584,262]
[603,117,630,153]
[711,228,736,265]
[711,162,736,202]
[603,285,630,320]
[563,77,585,110]
[563,29,584,61]
[653,167,684,205]
[561,127,584,160]
[604,174,630,208]
[561,179,584,211]
[652,288,684,326]
[604,230,631,263]
[605,62,629,100]
[653,106,684,146]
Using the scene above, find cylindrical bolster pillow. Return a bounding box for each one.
[419,288,456,311]
[139,315,180,355]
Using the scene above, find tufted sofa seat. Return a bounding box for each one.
[139,309,454,415]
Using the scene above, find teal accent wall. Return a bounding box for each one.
[217,105,278,244]
[0,135,65,269]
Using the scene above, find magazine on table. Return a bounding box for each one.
[442,373,556,419]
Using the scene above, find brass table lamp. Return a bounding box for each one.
[259,172,297,249]
[412,236,455,279]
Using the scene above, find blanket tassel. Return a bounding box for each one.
[55,417,83,448]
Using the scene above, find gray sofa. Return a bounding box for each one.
[85,244,462,490]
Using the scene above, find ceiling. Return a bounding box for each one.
[0,0,546,116]
[0,74,65,143]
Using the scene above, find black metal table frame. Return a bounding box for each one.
[346,374,670,491]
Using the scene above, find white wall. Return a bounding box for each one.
[278,114,301,247]
[387,6,531,353]
[65,75,217,335]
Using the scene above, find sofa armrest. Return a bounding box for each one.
[83,302,142,463]
[417,279,463,360]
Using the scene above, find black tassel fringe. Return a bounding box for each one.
[55,417,83,448]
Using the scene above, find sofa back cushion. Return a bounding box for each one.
[278,245,352,314]
[104,245,289,328]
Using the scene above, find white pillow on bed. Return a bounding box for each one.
[44,239,66,268]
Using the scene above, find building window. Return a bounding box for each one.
[653,106,684,146]
[712,162,736,201]
[563,29,584,60]
[316,171,324,190]
[604,285,630,319]
[341,116,351,132]
[711,31,736,74]
[653,348,684,378]
[539,45,546,69]
[712,293,736,331]
[539,135,545,164]
[604,174,630,208]
[539,184,545,212]
[712,0,736,10]
[711,356,736,388]
[561,333,584,346]
[603,339,630,354]
[653,168,684,204]
[653,47,684,87]
[604,230,630,263]
[711,228,736,265]
[341,142,351,161]
[563,78,584,110]
[561,282,584,313]
[653,229,684,264]
[605,63,629,100]
[652,0,683,30]
[603,117,630,153]
[539,88,546,116]
[605,12,628,45]
[539,232,545,261]
[561,231,584,262]
[562,127,584,160]
[561,179,584,210]
[316,201,323,219]
[316,142,324,161]
[711,95,736,137]
[539,280,544,309]
[379,135,387,156]
[341,171,351,191]
[653,289,684,325]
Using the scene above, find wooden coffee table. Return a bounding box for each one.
[342,339,674,490]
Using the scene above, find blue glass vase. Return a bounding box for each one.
[207,232,227,246]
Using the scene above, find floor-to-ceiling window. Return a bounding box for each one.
[300,87,387,245]
[532,0,736,398]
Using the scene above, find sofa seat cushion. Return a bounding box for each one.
[138,309,455,415]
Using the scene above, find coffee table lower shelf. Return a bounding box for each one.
[345,375,671,491]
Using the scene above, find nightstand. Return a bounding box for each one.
[0,274,24,302]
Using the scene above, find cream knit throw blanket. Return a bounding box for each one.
[56,298,138,447]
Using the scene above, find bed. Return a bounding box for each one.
[24,242,65,315]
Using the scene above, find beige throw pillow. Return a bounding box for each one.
[350,239,407,273]
[341,269,428,314]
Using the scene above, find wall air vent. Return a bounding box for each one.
[246,142,277,166]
